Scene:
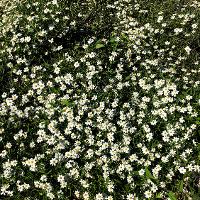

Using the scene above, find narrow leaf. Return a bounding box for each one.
[179,180,183,192]
[168,191,177,200]
[96,43,104,49]
[156,193,162,198]
[145,167,154,179]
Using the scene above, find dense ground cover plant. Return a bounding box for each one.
[0,0,200,199]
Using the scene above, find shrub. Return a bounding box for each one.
[0,0,199,199]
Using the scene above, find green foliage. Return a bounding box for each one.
[95,43,105,49]
[0,0,199,199]
[168,191,177,200]
[60,99,75,107]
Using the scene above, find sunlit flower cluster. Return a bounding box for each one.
[0,0,199,199]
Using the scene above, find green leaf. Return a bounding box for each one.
[65,100,75,107]
[195,120,200,125]
[51,87,60,94]
[125,75,131,81]
[156,193,162,198]
[145,167,154,180]
[110,37,116,43]
[192,193,200,200]
[61,99,71,106]
[96,43,105,49]
[168,191,177,200]
[28,27,34,33]
[178,180,183,192]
